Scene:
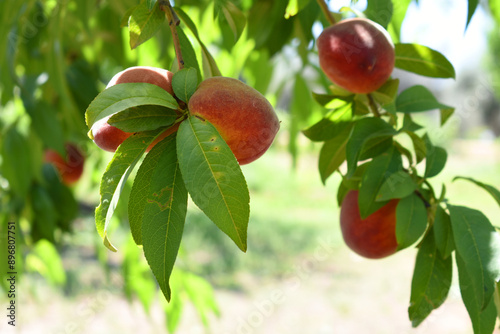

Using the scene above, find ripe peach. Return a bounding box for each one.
[317,18,395,94]
[44,143,85,185]
[339,190,399,259]
[91,66,174,152]
[187,77,280,165]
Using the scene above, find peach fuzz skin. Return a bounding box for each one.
[339,190,399,259]
[187,77,280,165]
[317,18,395,94]
[91,66,175,152]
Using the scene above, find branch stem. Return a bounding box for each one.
[160,1,184,70]
[316,0,336,25]
[367,94,381,117]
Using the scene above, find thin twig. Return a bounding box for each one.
[316,0,336,25]
[367,93,381,117]
[159,1,184,70]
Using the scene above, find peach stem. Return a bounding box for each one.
[316,0,337,25]
[160,1,184,70]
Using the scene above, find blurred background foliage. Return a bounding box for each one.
[1,0,500,333]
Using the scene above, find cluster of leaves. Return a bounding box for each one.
[299,2,500,334]
[86,67,251,302]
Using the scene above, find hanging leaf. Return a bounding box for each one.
[176,27,202,81]
[142,135,188,302]
[395,43,456,79]
[395,193,428,250]
[424,139,447,178]
[176,116,250,252]
[408,232,452,327]
[449,205,500,311]
[456,253,498,334]
[466,0,479,29]
[95,129,165,251]
[175,7,222,78]
[433,205,455,259]
[453,176,500,207]
[318,123,354,184]
[285,0,313,18]
[129,1,165,49]
[396,85,452,113]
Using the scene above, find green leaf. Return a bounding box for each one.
[175,7,222,78]
[2,126,32,198]
[401,114,423,132]
[31,184,57,243]
[449,205,500,311]
[453,176,500,207]
[108,105,177,132]
[376,171,417,201]
[147,0,158,11]
[456,253,498,334]
[128,129,177,246]
[358,148,402,218]
[388,0,412,42]
[95,129,164,251]
[395,193,428,249]
[371,78,400,105]
[285,0,313,18]
[176,27,202,81]
[177,116,249,251]
[142,134,188,302]
[396,85,452,113]
[128,1,165,49]
[86,83,178,129]
[404,130,426,164]
[27,240,66,286]
[220,2,246,43]
[42,165,79,231]
[364,0,393,28]
[302,101,353,141]
[408,231,452,327]
[318,123,353,184]
[121,5,138,28]
[395,43,456,79]
[23,99,65,154]
[424,139,447,178]
[466,0,479,29]
[440,108,454,126]
[181,271,220,325]
[172,68,198,103]
[433,205,455,259]
[346,117,398,177]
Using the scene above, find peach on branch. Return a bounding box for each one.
[187,77,280,165]
[339,190,399,259]
[91,66,175,152]
[44,143,85,185]
[317,18,395,94]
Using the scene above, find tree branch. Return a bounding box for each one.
[159,1,184,70]
[367,93,381,117]
[316,0,337,25]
